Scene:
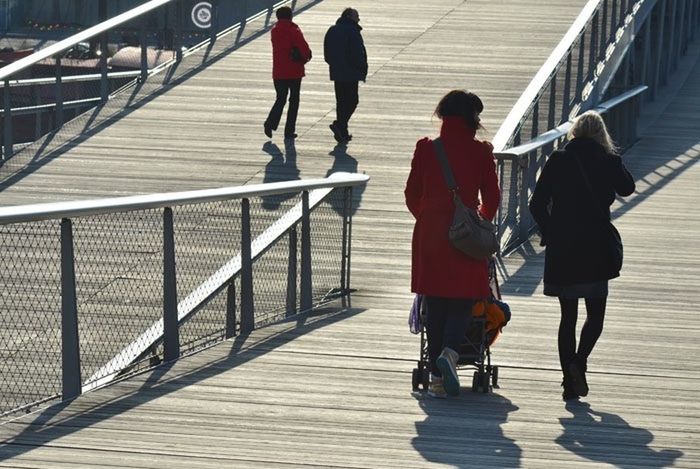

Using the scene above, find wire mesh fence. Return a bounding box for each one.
[0,220,63,414]
[72,210,164,387]
[0,177,363,420]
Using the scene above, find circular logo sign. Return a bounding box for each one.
[191,2,213,29]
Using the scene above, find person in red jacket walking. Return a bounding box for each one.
[405,90,500,398]
[264,7,312,140]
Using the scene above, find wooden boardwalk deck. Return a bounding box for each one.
[1,0,699,467]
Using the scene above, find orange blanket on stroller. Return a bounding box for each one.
[472,299,510,345]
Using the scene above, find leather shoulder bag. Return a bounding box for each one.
[433,138,499,259]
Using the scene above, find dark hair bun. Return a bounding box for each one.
[434,90,484,130]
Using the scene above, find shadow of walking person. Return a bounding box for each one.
[412,393,521,468]
[261,140,300,211]
[325,142,365,217]
[556,401,683,468]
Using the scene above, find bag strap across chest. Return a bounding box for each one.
[432,138,459,193]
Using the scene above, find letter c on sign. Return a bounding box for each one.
[191,2,213,29]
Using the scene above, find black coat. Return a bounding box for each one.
[529,138,635,285]
[323,17,368,82]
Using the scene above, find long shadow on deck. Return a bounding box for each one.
[0,301,363,461]
[412,393,521,467]
[556,401,683,468]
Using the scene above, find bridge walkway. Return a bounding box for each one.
[0,0,698,466]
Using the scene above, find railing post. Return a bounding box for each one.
[641,19,651,92]
[55,57,64,129]
[140,15,149,82]
[210,0,219,44]
[600,0,609,55]
[163,207,180,361]
[32,83,42,140]
[651,0,666,99]
[3,79,11,162]
[340,188,350,292]
[518,155,530,245]
[547,75,556,131]
[662,0,672,86]
[99,0,109,103]
[341,187,353,294]
[576,34,586,100]
[678,0,688,54]
[240,198,254,333]
[530,102,539,140]
[669,0,679,72]
[300,190,312,312]
[225,282,237,338]
[60,218,82,401]
[590,11,599,71]
[286,227,297,317]
[175,0,183,62]
[562,53,572,122]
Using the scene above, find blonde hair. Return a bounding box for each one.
[567,110,618,154]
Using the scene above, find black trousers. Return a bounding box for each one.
[265,78,302,136]
[333,80,359,133]
[425,296,474,377]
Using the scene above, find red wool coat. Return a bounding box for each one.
[271,19,312,80]
[404,117,501,298]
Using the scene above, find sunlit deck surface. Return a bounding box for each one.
[1,0,698,467]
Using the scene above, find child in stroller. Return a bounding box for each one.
[411,258,510,394]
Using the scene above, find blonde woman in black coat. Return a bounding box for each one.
[529,110,635,401]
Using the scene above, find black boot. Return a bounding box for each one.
[568,356,589,397]
[561,375,580,401]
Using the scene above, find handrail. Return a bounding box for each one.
[492,0,601,151]
[496,85,647,158]
[6,70,142,87]
[0,0,174,82]
[0,172,370,225]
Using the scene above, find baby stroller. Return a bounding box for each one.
[411,258,510,393]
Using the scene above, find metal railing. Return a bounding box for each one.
[492,0,699,253]
[0,0,315,167]
[493,0,699,152]
[0,172,369,417]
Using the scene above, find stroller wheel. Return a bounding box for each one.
[472,371,491,393]
[412,368,420,391]
[480,372,492,393]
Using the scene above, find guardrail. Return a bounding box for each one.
[0,172,369,417]
[492,0,699,253]
[0,0,313,166]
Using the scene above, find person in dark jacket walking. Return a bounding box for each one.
[405,90,500,398]
[264,7,312,140]
[529,110,635,402]
[323,8,367,143]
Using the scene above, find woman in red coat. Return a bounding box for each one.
[264,7,312,140]
[405,90,500,397]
